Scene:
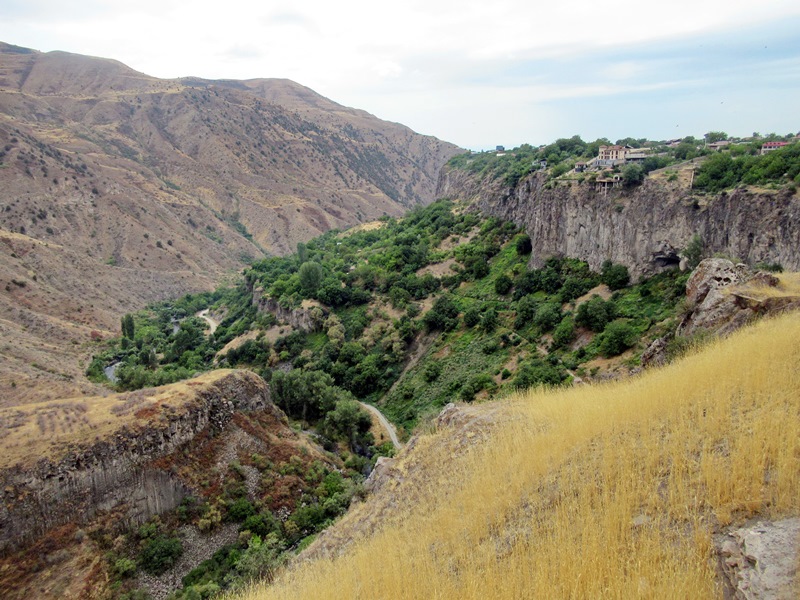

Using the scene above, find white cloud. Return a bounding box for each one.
[0,0,798,146]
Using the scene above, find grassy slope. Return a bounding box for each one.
[231,311,800,599]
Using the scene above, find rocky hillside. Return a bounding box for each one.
[438,165,800,278]
[0,42,460,405]
[0,369,355,599]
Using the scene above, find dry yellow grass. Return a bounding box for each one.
[731,271,800,301]
[0,369,238,469]
[233,312,800,600]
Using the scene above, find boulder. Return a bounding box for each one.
[717,518,800,599]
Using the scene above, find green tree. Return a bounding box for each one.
[515,234,532,255]
[552,316,575,348]
[298,262,324,297]
[463,305,481,328]
[533,303,561,332]
[319,400,373,450]
[704,131,728,144]
[481,307,499,333]
[600,261,630,290]
[599,320,636,356]
[575,295,615,332]
[494,274,513,295]
[121,314,135,339]
[683,234,705,269]
[621,163,645,187]
[139,536,183,575]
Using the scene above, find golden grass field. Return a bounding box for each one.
[232,311,800,600]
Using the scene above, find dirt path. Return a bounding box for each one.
[196,309,219,335]
[358,402,401,450]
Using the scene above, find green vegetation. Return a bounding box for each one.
[693,142,800,192]
[103,452,366,599]
[446,132,799,193]
[86,198,699,599]
[90,200,690,433]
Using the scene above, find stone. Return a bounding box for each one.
[717,518,800,599]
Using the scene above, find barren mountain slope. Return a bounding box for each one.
[0,42,460,405]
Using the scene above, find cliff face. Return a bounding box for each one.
[251,285,326,332]
[437,167,800,277]
[0,370,276,553]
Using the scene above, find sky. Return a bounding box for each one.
[1,1,799,150]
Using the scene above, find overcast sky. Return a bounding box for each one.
[1,1,799,150]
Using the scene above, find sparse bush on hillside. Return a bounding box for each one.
[598,320,637,356]
[533,302,561,332]
[494,274,513,296]
[575,295,615,332]
[138,535,183,575]
[600,260,630,290]
[513,358,566,389]
[683,234,705,269]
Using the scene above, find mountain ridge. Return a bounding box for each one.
[0,42,461,405]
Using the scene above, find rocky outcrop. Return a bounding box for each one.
[717,518,800,599]
[251,286,326,332]
[0,370,277,554]
[438,167,800,278]
[678,258,798,337]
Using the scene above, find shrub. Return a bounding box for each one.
[515,234,532,255]
[227,498,256,522]
[683,234,705,269]
[600,261,630,290]
[599,320,637,357]
[423,362,442,382]
[494,274,513,296]
[139,535,183,575]
[513,359,565,389]
[533,303,561,332]
[463,306,481,328]
[552,316,575,348]
[575,296,615,332]
[481,308,499,333]
[113,557,137,578]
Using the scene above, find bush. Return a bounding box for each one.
[423,361,442,382]
[552,316,575,348]
[481,308,499,333]
[683,234,705,270]
[533,303,561,332]
[599,320,637,357]
[139,535,183,575]
[494,274,513,296]
[575,296,615,332]
[227,498,256,522]
[513,359,565,389]
[463,306,481,328]
[423,295,460,332]
[600,261,630,290]
[113,557,137,578]
[515,234,532,255]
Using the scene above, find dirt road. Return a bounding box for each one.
[196,309,219,335]
[358,402,402,450]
